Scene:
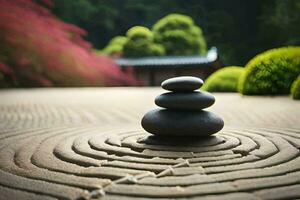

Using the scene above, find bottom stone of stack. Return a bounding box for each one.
[141,109,224,136]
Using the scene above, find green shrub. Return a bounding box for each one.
[102,36,128,56]
[123,26,165,57]
[126,26,153,40]
[109,36,128,46]
[147,43,165,56]
[202,66,244,92]
[291,75,300,99]
[102,44,123,55]
[238,46,300,95]
[152,13,206,55]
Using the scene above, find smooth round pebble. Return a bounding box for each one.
[155,91,215,110]
[141,109,224,136]
[161,76,203,92]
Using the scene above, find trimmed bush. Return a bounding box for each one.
[202,66,244,92]
[238,47,300,95]
[291,75,300,99]
[152,13,206,55]
[123,26,165,57]
[126,26,153,40]
[102,36,128,56]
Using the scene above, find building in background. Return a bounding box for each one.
[115,47,223,86]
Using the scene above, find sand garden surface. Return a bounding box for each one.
[0,88,300,200]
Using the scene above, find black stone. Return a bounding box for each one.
[141,109,224,136]
[155,91,215,110]
[161,76,203,92]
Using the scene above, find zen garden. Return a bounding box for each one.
[0,0,300,200]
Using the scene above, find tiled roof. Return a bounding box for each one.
[115,47,218,67]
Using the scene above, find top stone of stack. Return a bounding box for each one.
[161,76,204,92]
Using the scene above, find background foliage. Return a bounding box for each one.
[102,36,127,56]
[291,75,300,99]
[238,47,300,95]
[1,0,299,91]
[52,0,300,65]
[152,14,206,56]
[123,26,165,57]
[202,66,244,92]
[0,0,136,87]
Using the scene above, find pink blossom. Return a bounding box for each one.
[0,0,137,87]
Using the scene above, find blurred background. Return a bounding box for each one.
[0,0,299,98]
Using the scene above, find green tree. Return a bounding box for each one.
[123,26,165,57]
[102,36,128,56]
[51,0,300,65]
[52,0,119,48]
[259,0,300,47]
[152,13,206,55]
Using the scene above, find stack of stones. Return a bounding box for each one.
[141,76,224,137]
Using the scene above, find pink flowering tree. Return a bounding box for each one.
[0,0,136,87]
